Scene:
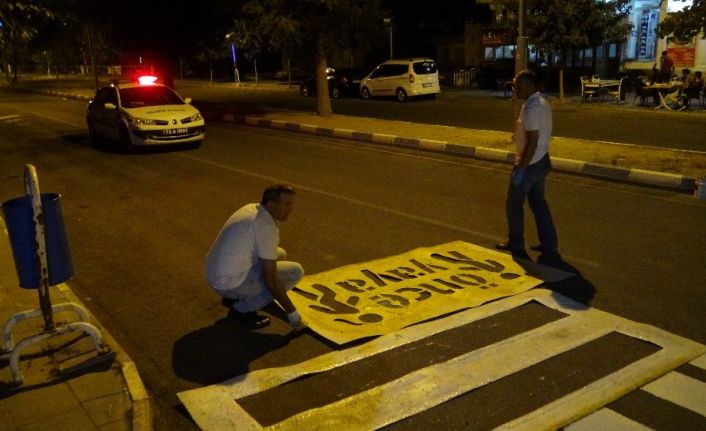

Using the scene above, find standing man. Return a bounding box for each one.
[496,70,558,255]
[205,184,305,330]
[659,50,674,83]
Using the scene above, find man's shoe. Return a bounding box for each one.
[495,242,524,252]
[227,309,271,329]
[530,244,558,254]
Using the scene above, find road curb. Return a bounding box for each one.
[240,116,696,192]
[56,283,153,431]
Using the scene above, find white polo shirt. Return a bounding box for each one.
[514,91,552,165]
[205,203,279,290]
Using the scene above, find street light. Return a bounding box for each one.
[383,17,394,59]
[225,33,241,86]
[43,51,50,76]
[515,0,528,77]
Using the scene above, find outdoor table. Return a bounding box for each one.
[583,79,621,103]
[644,82,683,111]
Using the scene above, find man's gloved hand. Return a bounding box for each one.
[511,166,526,187]
[287,311,307,332]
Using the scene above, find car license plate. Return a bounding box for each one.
[422,82,433,88]
[164,128,188,136]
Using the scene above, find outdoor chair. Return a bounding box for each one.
[580,76,598,103]
[605,77,625,104]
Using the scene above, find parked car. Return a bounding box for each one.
[360,58,440,102]
[86,75,205,151]
[300,67,364,98]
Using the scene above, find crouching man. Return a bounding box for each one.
[205,184,305,330]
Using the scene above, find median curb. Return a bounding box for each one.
[239,116,697,192]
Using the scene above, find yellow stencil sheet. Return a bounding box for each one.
[291,241,544,344]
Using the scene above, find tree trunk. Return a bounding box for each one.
[315,38,332,117]
[254,58,258,86]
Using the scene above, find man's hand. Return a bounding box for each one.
[511,166,526,186]
[287,310,307,332]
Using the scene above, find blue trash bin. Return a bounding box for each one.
[1,193,74,289]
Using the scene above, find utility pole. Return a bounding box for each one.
[515,0,528,77]
[384,17,394,59]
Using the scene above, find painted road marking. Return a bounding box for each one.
[565,408,654,431]
[290,241,573,344]
[642,371,706,416]
[178,289,705,430]
[565,354,706,431]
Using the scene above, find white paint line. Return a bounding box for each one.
[182,290,548,402]
[299,124,317,133]
[179,387,261,431]
[332,128,354,139]
[267,313,613,430]
[629,169,684,188]
[642,371,706,416]
[178,289,706,431]
[176,153,502,242]
[552,157,586,173]
[496,310,706,431]
[475,146,511,161]
[418,139,446,151]
[0,114,21,121]
[371,133,397,144]
[564,408,654,431]
[690,353,706,370]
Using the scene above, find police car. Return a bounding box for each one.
[86,75,205,150]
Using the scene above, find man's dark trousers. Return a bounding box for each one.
[505,154,558,251]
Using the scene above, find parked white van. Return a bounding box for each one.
[360,58,440,102]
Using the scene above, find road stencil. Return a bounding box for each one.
[289,241,570,344]
[178,288,705,430]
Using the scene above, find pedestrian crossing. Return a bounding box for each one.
[178,289,706,430]
[566,356,706,430]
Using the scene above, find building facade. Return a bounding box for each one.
[623,0,706,74]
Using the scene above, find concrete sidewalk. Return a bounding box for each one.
[0,217,151,430]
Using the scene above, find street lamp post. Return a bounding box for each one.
[44,51,50,76]
[225,33,241,86]
[515,0,528,77]
[383,18,394,59]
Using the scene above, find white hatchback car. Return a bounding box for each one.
[360,58,440,102]
[86,76,205,150]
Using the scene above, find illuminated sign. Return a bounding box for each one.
[667,0,693,13]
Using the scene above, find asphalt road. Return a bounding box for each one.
[1,89,705,429]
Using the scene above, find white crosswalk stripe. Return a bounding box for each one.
[178,290,706,430]
[567,354,706,430]
[565,408,654,431]
[642,369,706,416]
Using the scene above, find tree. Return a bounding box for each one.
[241,0,383,117]
[0,1,53,82]
[658,0,706,41]
[526,0,631,101]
